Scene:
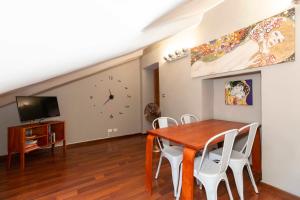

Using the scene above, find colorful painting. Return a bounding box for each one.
[225,79,253,105]
[191,8,295,77]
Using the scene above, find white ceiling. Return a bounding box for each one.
[0,0,223,95]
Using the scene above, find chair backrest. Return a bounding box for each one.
[197,129,238,174]
[152,117,178,150]
[180,114,199,124]
[239,122,259,158]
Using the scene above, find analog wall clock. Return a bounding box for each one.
[98,74,132,119]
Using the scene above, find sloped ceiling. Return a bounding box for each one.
[0,0,224,96]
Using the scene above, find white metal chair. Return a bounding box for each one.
[176,129,238,200]
[181,114,215,159]
[209,123,259,200]
[179,114,203,188]
[180,114,199,124]
[152,117,182,197]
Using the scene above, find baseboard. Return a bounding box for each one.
[260,182,300,199]
[67,133,144,149]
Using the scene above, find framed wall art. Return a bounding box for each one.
[191,8,295,77]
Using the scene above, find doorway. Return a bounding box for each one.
[153,67,160,107]
[142,62,160,132]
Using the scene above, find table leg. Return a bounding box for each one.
[181,147,196,200]
[145,134,155,194]
[252,128,262,181]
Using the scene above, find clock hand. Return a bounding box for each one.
[103,98,111,105]
[108,89,114,100]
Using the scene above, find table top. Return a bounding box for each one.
[147,119,248,150]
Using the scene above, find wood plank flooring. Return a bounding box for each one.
[0,134,298,200]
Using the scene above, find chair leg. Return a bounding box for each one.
[224,175,234,200]
[196,178,203,190]
[231,165,245,200]
[155,154,163,179]
[176,169,182,200]
[170,162,180,197]
[246,161,259,193]
[198,180,203,190]
[205,184,218,200]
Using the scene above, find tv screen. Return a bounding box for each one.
[16,96,60,122]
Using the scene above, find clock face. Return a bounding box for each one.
[89,74,132,119]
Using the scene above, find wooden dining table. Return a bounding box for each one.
[145,119,261,200]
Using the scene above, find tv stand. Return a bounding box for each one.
[37,118,46,124]
[7,121,65,169]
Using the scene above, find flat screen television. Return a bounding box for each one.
[16,96,60,122]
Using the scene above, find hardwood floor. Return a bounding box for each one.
[0,134,298,200]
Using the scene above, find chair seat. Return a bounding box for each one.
[194,156,220,176]
[209,148,246,162]
[163,146,183,157]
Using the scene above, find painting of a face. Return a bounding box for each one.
[230,84,246,99]
[268,31,285,48]
[191,8,295,78]
[225,80,253,105]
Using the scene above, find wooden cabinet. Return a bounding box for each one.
[7,121,66,169]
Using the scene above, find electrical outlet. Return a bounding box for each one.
[113,128,118,132]
[107,129,113,138]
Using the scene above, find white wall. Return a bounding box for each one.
[141,0,299,196]
[159,58,213,121]
[213,73,261,123]
[0,104,20,155]
[261,50,300,194]
[0,59,142,155]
